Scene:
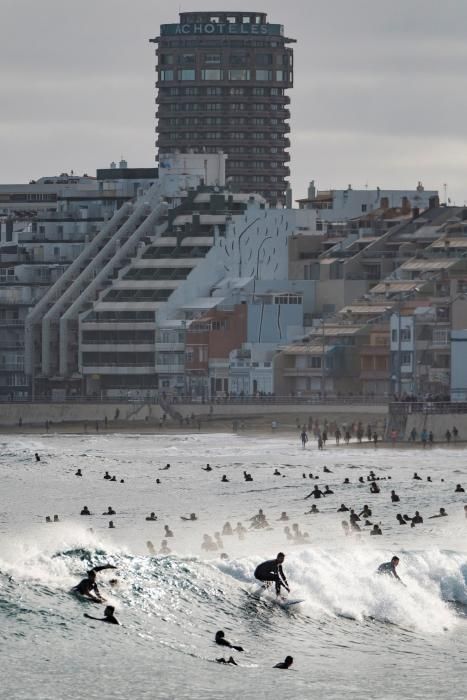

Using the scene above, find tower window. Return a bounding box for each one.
[202,69,222,80]
[228,69,250,81]
[179,69,196,81]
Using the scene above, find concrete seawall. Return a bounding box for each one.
[405,413,467,443]
[0,401,388,429]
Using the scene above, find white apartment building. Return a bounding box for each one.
[297,181,438,222]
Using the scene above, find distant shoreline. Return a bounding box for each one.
[1,422,466,448]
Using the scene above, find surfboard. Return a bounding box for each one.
[244,586,303,607]
[277,598,304,608]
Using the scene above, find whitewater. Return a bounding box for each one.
[1,431,467,700]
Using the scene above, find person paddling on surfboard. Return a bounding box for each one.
[215,630,243,651]
[254,552,290,598]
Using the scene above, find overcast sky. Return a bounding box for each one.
[2,0,467,202]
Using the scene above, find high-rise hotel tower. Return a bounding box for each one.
[150,11,294,205]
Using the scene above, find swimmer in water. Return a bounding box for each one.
[428,508,448,518]
[181,513,197,521]
[254,552,290,597]
[202,464,213,472]
[216,656,237,665]
[159,539,171,555]
[146,512,157,521]
[84,605,119,625]
[160,463,171,471]
[75,469,82,477]
[35,453,41,462]
[80,506,91,516]
[222,522,233,535]
[215,630,243,651]
[304,485,325,499]
[377,556,404,584]
[274,656,293,669]
[146,541,156,555]
[74,565,116,602]
[305,504,319,514]
[103,507,116,515]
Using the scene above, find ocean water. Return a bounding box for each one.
[1,432,467,700]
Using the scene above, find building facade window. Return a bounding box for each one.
[306,356,322,368]
[160,70,174,81]
[400,351,412,365]
[229,53,248,65]
[201,69,223,80]
[204,54,221,63]
[256,70,272,80]
[179,69,196,80]
[400,327,411,341]
[228,69,250,80]
[256,53,273,65]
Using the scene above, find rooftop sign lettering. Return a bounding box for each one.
[160,23,283,37]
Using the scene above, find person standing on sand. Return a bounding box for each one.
[421,429,427,448]
[300,429,308,449]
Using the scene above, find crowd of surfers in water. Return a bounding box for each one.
[34,423,467,669]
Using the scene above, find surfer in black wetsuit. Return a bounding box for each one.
[74,564,117,602]
[254,552,290,597]
[84,605,120,625]
[377,556,404,584]
[274,655,293,669]
[215,631,243,651]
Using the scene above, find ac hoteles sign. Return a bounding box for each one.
[160,22,283,36]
